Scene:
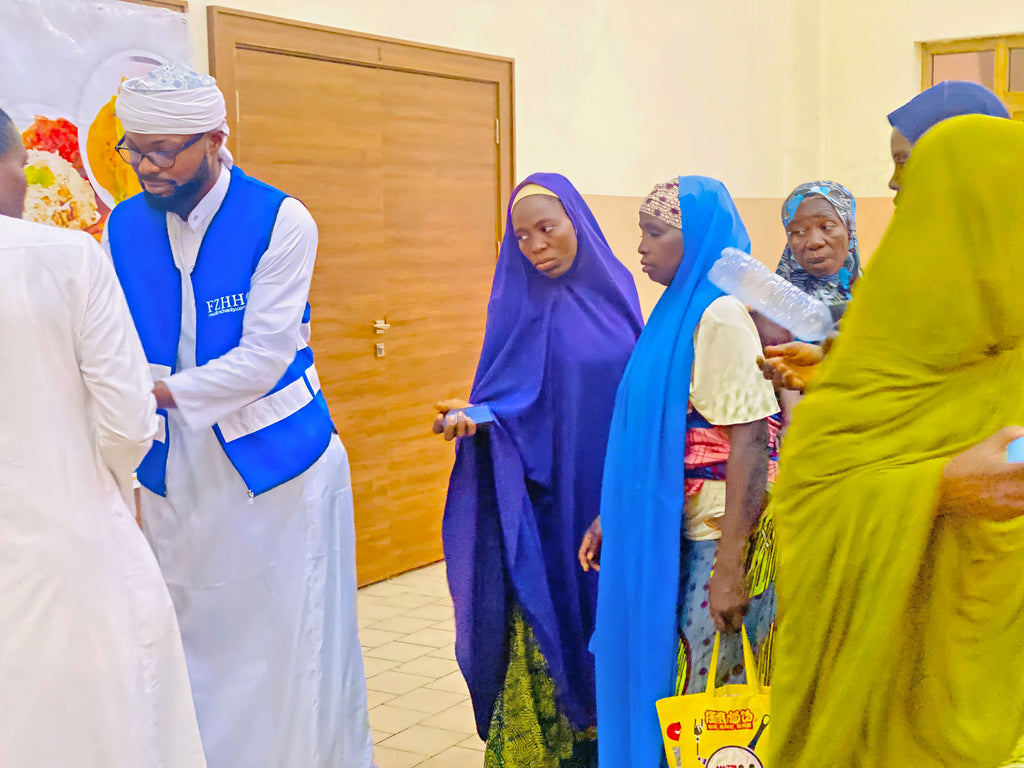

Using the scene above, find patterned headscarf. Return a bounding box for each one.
[776,180,860,307]
[640,179,682,229]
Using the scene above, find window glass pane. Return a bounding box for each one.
[932,50,995,90]
[1010,48,1024,92]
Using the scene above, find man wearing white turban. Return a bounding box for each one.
[103,64,374,768]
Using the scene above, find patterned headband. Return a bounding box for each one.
[640,179,682,229]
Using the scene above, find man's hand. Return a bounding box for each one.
[757,342,826,391]
[939,427,1024,521]
[578,516,602,572]
[432,399,476,441]
[153,381,176,409]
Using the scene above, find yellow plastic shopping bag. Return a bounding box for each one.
[656,630,770,768]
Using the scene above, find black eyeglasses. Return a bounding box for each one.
[115,133,204,169]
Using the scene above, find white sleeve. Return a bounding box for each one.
[163,198,318,430]
[690,297,779,426]
[75,236,159,504]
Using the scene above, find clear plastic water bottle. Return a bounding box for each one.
[708,247,835,341]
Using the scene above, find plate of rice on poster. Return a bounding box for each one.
[10,103,104,237]
[0,0,191,238]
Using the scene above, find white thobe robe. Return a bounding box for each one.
[127,168,373,768]
[0,215,205,768]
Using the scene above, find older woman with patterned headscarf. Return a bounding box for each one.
[758,180,862,415]
[777,180,860,312]
[762,83,1008,392]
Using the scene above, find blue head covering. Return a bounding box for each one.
[443,173,642,738]
[592,176,750,766]
[888,81,1009,144]
[776,180,860,306]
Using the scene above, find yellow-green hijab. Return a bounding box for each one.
[770,114,1024,767]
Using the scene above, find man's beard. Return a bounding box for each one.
[141,156,212,216]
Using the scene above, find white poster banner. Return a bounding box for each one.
[0,0,192,235]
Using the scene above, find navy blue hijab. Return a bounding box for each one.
[888,81,1009,143]
[593,176,751,767]
[442,173,642,737]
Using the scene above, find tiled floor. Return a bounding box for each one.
[359,562,485,768]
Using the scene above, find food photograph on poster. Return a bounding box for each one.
[0,0,190,236]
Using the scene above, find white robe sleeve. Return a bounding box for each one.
[163,198,319,431]
[76,236,159,504]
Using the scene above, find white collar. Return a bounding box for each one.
[177,164,232,232]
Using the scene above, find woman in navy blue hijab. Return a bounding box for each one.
[888,80,1009,194]
[435,173,642,765]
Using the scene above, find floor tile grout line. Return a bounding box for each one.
[360,562,480,764]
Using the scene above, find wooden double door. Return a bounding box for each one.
[210,8,515,584]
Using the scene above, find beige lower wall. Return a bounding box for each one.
[583,194,894,319]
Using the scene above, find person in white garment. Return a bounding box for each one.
[102,65,374,768]
[0,106,206,768]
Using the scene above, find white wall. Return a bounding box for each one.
[183,0,824,199]
[179,1,1024,230]
[818,0,1024,197]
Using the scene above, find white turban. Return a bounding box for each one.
[116,64,233,167]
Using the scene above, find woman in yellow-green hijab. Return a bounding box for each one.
[769,114,1024,767]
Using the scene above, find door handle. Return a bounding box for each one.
[373,319,391,334]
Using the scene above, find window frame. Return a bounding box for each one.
[920,34,1024,119]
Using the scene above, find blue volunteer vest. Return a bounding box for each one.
[108,165,335,497]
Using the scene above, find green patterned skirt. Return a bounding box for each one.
[483,607,598,768]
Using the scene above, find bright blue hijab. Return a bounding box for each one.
[592,176,751,767]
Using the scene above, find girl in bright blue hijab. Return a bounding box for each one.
[589,176,778,766]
